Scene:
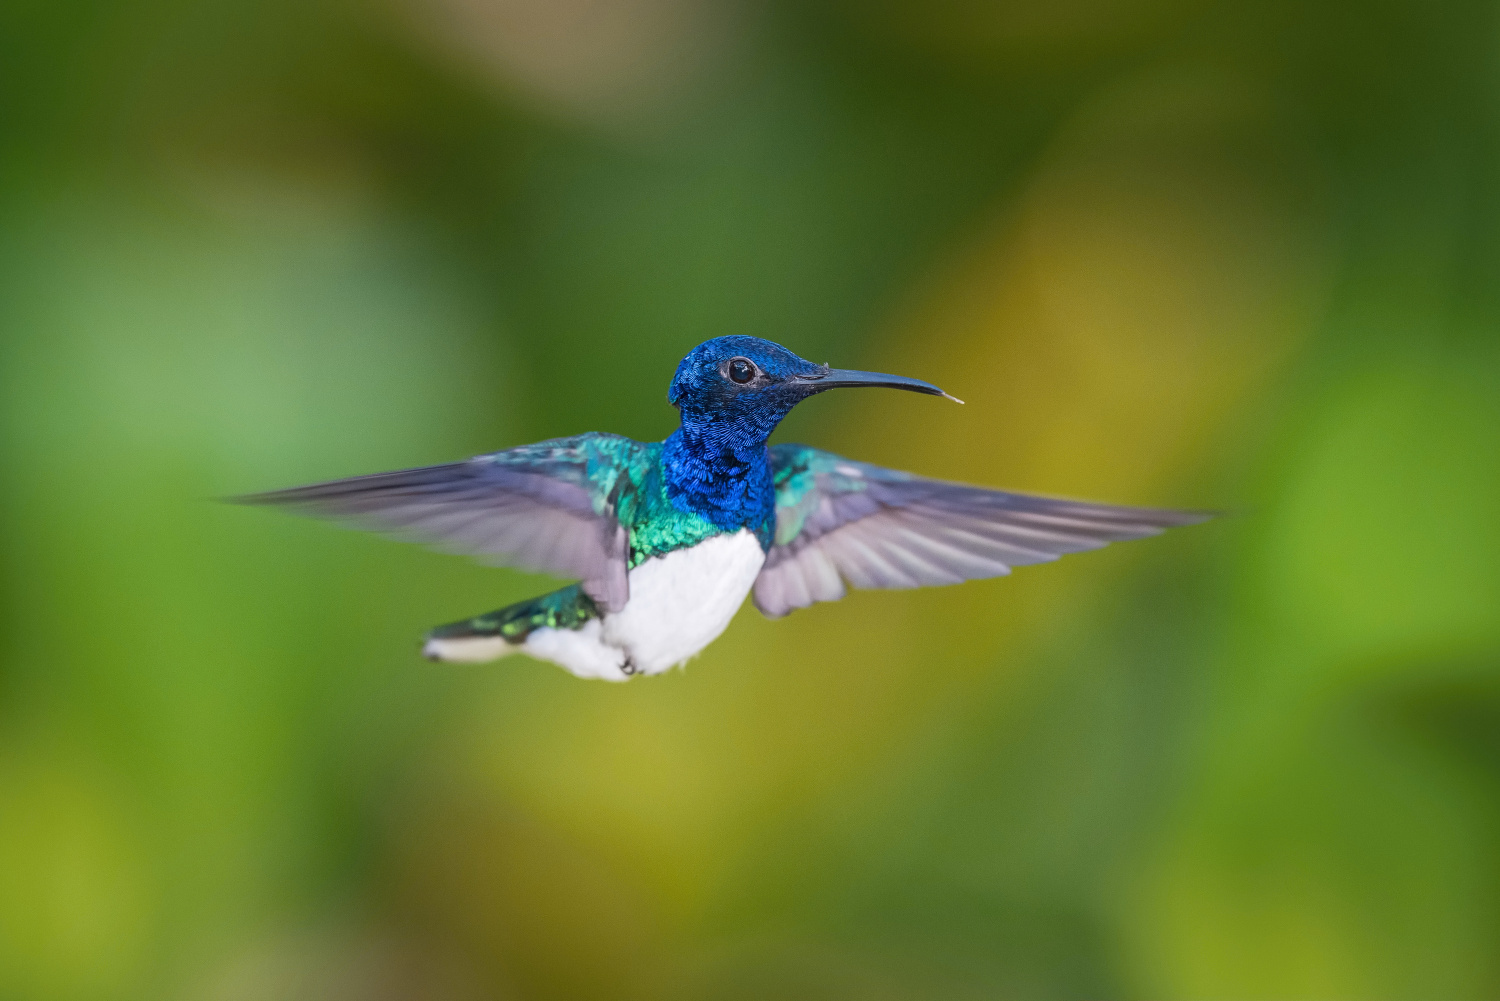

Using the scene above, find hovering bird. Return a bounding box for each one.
[241,336,1208,680]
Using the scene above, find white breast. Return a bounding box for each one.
[602,529,766,675]
[443,529,767,681]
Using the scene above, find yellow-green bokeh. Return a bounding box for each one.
[2,1,1498,998]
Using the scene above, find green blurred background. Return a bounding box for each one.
[2,0,1499,998]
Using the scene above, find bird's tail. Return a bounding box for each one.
[422,584,600,663]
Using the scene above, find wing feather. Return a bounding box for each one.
[756,445,1210,617]
[235,435,646,612]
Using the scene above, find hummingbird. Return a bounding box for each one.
[240,336,1208,681]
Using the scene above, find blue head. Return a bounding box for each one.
[668,335,954,448]
[661,335,955,536]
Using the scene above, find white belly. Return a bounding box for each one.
[515,529,765,681]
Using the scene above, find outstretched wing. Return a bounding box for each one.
[235,434,654,613]
[755,444,1211,618]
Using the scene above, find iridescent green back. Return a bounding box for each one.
[486,433,732,568]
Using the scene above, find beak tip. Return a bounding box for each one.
[811,368,963,403]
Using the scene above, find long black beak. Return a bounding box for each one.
[796,368,963,404]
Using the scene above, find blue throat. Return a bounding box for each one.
[661,408,778,546]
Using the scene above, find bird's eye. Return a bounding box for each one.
[727,357,757,384]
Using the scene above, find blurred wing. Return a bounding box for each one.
[235,434,651,612]
[755,444,1212,618]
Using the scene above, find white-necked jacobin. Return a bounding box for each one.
[241,336,1209,680]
